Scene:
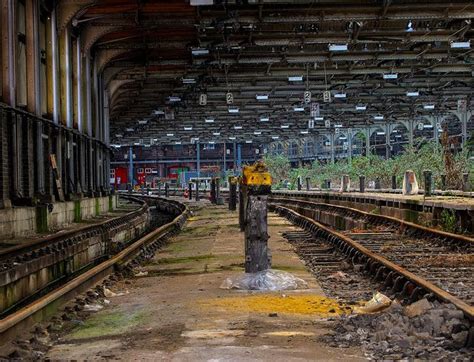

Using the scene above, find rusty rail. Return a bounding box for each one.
[0,196,148,264]
[270,203,474,321]
[270,196,474,246]
[0,195,189,343]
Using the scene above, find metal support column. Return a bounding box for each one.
[223,142,226,177]
[237,143,242,171]
[229,177,237,211]
[0,108,11,208]
[330,133,335,164]
[233,142,237,170]
[196,142,200,179]
[408,120,414,148]
[128,146,134,191]
[348,128,353,164]
[365,128,371,156]
[210,178,216,204]
[195,180,200,201]
[385,124,391,159]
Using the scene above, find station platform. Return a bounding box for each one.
[46,201,365,360]
[0,199,138,250]
[271,190,474,233]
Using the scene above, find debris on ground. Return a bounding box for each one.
[353,292,392,314]
[321,298,473,360]
[103,287,129,298]
[134,271,149,277]
[82,304,104,312]
[220,269,308,290]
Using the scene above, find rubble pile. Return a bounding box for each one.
[322,298,473,360]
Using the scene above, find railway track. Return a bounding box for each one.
[268,197,474,323]
[0,195,188,343]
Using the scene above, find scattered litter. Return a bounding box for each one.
[83,303,104,312]
[103,288,117,298]
[103,287,128,298]
[102,299,111,305]
[268,312,278,317]
[134,271,149,277]
[327,271,351,282]
[353,292,392,314]
[220,269,308,291]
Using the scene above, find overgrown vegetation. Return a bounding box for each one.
[439,209,458,233]
[264,140,473,190]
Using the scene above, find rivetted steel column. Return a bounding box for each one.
[85,54,92,136]
[51,9,60,124]
[6,0,16,106]
[237,143,242,171]
[128,146,134,191]
[196,141,200,179]
[76,36,83,132]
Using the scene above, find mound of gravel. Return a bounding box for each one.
[321,298,473,360]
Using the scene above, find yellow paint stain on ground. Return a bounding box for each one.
[198,294,352,316]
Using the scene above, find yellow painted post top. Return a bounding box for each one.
[241,161,272,187]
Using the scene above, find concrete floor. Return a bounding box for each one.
[47,201,366,361]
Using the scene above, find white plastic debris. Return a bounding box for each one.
[354,292,392,314]
[103,288,117,298]
[83,303,104,312]
[103,287,128,298]
[134,271,149,277]
[220,269,308,291]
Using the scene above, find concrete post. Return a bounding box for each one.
[210,178,216,204]
[391,175,397,190]
[423,170,432,196]
[229,178,237,211]
[216,177,221,203]
[306,177,311,191]
[188,182,193,200]
[164,183,169,198]
[359,175,366,193]
[375,178,381,190]
[195,180,200,201]
[462,173,470,192]
[238,187,245,231]
[441,174,446,191]
[297,176,302,191]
